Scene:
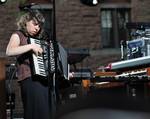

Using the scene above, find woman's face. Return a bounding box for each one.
[26,20,41,36]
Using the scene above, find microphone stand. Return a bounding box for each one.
[47,0,59,118]
[6,64,17,119]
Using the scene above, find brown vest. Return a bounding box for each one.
[15,31,32,81]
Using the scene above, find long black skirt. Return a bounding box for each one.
[19,77,51,119]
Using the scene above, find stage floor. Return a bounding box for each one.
[56,83,150,119]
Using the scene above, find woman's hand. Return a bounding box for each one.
[69,72,75,79]
[30,44,43,56]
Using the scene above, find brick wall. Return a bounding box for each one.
[55,0,101,49]
[131,0,150,22]
[0,0,20,58]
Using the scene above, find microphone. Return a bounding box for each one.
[19,3,37,10]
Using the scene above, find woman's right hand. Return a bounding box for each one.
[30,44,43,56]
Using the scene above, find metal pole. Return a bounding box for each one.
[48,0,59,118]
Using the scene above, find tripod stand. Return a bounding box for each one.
[6,63,17,119]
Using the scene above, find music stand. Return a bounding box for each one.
[67,48,90,70]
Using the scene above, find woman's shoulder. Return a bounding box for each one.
[13,30,25,36]
[12,30,28,39]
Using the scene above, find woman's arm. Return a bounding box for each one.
[6,33,43,56]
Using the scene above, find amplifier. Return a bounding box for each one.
[127,37,150,59]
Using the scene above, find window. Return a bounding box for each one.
[101,10,113,48]
[40,9,52,33]
[101,8,130,48]
[31,4,53,37]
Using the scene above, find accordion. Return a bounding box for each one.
[28,37,68,80]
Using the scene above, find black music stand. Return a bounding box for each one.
[67,48,90,70]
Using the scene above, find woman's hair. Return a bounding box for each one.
[17,10,45,38]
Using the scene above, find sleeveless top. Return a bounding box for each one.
[15,31,32,81]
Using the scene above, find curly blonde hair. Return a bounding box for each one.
[17,10,45,38]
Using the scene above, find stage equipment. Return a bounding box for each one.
[121,22,150,60]
[126,38,150,59]
[72,68,93,79]
[0,0,7,4]
[126,22,150,30]
[80,0,99,6]
[106,55,150,72]
[5,64,17,119]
